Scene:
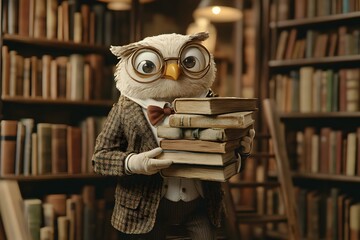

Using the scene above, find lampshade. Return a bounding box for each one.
[98,0,154,11]
[193,0,242,22]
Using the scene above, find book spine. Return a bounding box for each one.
[169,113,250,129]
[37,123,52,174]
[51,124,68,174]
[67,126,82,174]
[0,120,18,175]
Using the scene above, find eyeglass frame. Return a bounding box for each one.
[125,43,212,83]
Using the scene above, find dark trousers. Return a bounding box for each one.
[118,198,216,240]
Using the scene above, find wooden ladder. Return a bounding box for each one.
[223,98,301,240]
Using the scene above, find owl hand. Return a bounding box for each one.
[127,147,172,175]
[240,128,255,154]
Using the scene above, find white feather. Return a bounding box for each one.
[112,33,217,101]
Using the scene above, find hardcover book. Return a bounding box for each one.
[160,139,240,154]
[157,125,253,141]
[156,150,236,166]
[0,120,18,175]
[160,160,238,182]
[169,111,254,129]
[51,124,68,174]
[0,180,30,240]
[37,123,52,174]
[172,97,257,115]
[24,199,42,240]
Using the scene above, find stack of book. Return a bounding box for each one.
[156,97,257,182]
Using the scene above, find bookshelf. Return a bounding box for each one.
[262,0,360,239]
[0,0,127,239]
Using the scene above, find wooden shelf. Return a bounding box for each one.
[2,34,111,55]
[292,172,360,183]
[1,96,114,108]
[279,112,360,119]
[269,55,360,68]
[0,173,112,182]
[269,11,360,29]
[269,171,360,183]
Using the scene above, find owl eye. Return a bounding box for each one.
[180,45,210,73]
[138,60,156,74]
[183,56,196,69]
[133,50,162,75]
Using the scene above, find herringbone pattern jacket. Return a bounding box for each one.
[92,95,224,234]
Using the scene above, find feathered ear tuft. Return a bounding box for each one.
[189,32,209,42]
[110,42,140,59]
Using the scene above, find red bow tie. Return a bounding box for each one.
[147,105,174,126]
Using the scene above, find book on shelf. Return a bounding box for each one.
[66,198,76,240]
[37,123,52,174]
[345,68,360,112]
[2,46,10,97]
[275,30,288,60]
[24,199,42,240]
[305,30,317,58]
[345,132,357,176]
[285,28,297,60]
[15,121,25,175]
[172,97,257,115]
[34,0,46,38]
[0,180,30,240]
[40,226,54,240]
[51,124,68,174]
[46,0,58,40]
[67,126,82,174]
[3,0,129,45]
[299,67,314,113]
[82,185,96,240]
[169,111,254,129]
[357,128,360,176]
[31,132,38,176]
[160,160,238,182]
[44,194,67,218]
[23,58,31,97]
[69,54,85,101]
[0,120,18,176]
[57,216,70,240]
[42,203,55,229]
[21,118,34,175]
[95,199,106,240]
[156,149,236,166]
[0,209,6,240]
[42,55,52,99]
[157,125,252,141]
[350,203,360,240]
[159,139,241,154]
[2,47,113,101]
[70,194,83,240]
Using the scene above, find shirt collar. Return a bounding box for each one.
[124,95,169,109]
[124,91,209,109]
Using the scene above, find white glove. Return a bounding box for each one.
[127,147,172,175]
[236,129,255,173]
[240,128,255,154]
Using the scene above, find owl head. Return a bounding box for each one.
[110,32,216,101]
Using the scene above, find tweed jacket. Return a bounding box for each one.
[92,95,224,234]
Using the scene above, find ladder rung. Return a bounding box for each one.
[236,214,287,224]
[229,181,280,188]
[250,152,275,158]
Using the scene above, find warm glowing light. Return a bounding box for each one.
[211,6,221,15]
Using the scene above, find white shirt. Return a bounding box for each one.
[124,94,205,202]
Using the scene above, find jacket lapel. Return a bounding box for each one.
[123,96,159,150]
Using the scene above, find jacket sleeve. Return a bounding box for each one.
[92,102,131,177]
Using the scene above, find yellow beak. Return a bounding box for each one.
[164,63,180,80]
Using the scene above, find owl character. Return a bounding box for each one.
[92,32,255,239]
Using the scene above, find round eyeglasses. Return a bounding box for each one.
[125,43,211,83]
